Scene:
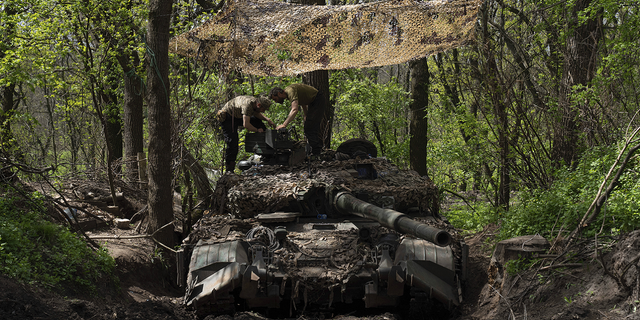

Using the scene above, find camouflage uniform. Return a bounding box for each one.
[218,96,267,172]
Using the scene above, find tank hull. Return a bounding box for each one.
[184,220,464,315]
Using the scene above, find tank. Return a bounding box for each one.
[177,130,468,318]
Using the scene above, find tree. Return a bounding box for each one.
[0,3,22,163]
[118,50,145,183]
[551,0,602,166]
[478,2,511,209]
[408,58,429,177]
[102,61,124,173]
[105,0,147,183]
[146,0,175,247]
[302,71,333,149]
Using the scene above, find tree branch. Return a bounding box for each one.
[563,124,640,252]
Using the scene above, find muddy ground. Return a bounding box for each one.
[2,181,640,320]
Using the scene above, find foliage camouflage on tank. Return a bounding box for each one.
[211,157,440,219]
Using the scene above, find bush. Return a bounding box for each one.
[443,200,500,233]
[0,189,117,293]
[498,144,640,241]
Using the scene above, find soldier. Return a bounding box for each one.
[269,83,327,156]
[216,95,274,173]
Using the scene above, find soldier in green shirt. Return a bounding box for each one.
[216,95,274,173]
[269,83,327,156]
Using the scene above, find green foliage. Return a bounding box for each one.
[330,70,411,166]
[577,0,640,134]
[0,189,117,293]
[174,70,229,170]
[499,144,640,241]
[425,53,500,192]
[505,254,539,276]
[172,69,301,170]
[3,0,640,256]
[443,200,500,233]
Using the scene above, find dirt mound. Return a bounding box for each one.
[0,275,194,320]
[458,229,640,320]
[456,224,496,317]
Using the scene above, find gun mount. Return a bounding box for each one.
[179,140,468,318]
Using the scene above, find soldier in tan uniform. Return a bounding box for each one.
[217,95,274,173]
[269,83,327,156]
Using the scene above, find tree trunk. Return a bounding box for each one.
[299,0,333,149]
[408,58,429,177]
[302,70,333,149]
[481,3,510,209]
[146,0,174,248]
[104,72,123,174]
[0,5,19,162]
[551,0,601,166]
[1,84,16,155]
[117,52,145,183]
[97,60,124,177]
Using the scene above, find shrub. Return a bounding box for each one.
[499,144,640,241]
[443,200,500,233]
[0,189,117,293]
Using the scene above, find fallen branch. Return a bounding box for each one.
[443,188,477,216]
[550,269,585,281]
[52,200,107,223]
[130,205,148,223]
[89,220,178,254]
[89,234,151,240]
[563,122,640,253]
[488,284,517,320]
[598,310,613,319]
[539,263,583,271]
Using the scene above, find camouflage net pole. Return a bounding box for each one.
[170,0,482,76]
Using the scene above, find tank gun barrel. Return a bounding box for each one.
[334,192,452,247]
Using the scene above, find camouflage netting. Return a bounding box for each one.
[170,0,482,76]
[210,157,440,218]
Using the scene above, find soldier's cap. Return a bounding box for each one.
[257,96,272,109]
